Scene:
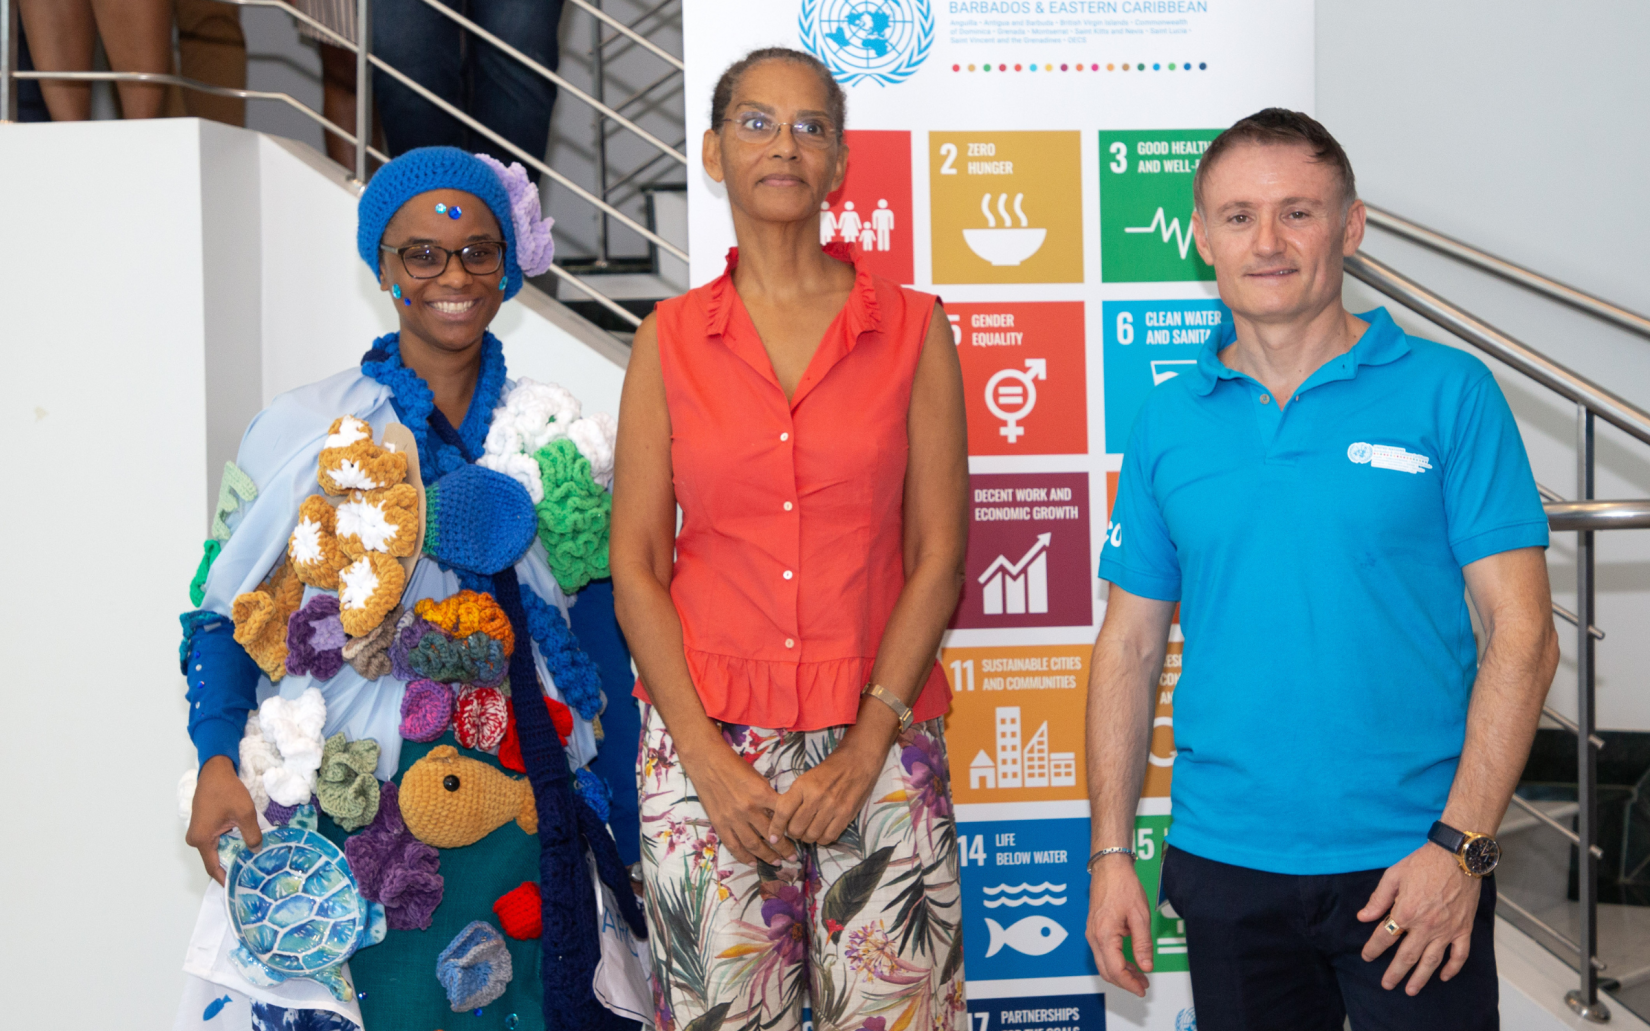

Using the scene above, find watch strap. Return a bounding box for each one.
[1428,820,1469,856]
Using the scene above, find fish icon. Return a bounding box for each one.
[984,915,1068,957]
[201,995,234,1021]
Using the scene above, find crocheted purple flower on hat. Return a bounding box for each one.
[285,593,346,681]
[400,679,455,743]
[475,153,554,277]
[345,780,444,931]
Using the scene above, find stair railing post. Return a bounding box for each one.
[592,0,610,267]
[1567,404,1610,1023]
[2,0,18,124]
[354,0,372,185]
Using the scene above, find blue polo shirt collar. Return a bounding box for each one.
[1186,307,1411,397]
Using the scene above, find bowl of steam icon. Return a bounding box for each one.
[963,192,1046,266]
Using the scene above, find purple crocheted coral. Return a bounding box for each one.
[389,614,440,683]
[265,793,319,826]
[344,780,444,930]
[285,594,345,681]
[475,153,554,276]
[400,679,455,742]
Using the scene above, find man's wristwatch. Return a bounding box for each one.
[1428,820,1501,878]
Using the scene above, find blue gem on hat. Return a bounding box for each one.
[449,206,463,220]
[435,203,448,214]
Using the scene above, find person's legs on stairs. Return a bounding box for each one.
[174,0,247,125]
[372,0,466,156]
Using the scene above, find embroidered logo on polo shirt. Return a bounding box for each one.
[1347,441,1432,474]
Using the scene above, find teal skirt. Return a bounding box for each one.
[319,732,545,1031]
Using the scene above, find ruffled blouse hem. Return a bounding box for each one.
[633,647,951,732]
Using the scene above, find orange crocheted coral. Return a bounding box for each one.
[288,495,352,589]
[336,483,420,560]
[317,416,409,496]
[414,590,515,656]
[398,745,538,849]
[231,560,304,680]
[337,552,406,637]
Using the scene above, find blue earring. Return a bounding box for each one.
[391,284,402,300]
[499,278,507,292]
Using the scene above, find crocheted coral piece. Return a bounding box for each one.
[258,689,328,807]
[496,701,525,772]
[189,539,222,607]
[398,745,537,849]
[288,495,351,589]
[408,630,508,687]
[491,881,542,940]
[398,679,454,743]
[533,438,611,593]
[231,561,304,681]
[336,483,420,559]
[548,696,573,745]
[284,593,346,681]
[316,732,381,832]
[237,713,279,814]
[519,585,604,720]
[265,793,319,827]
[341,604,400,680]
[474,153,555,277]
[574,768,610,824]
[436,920,514,1012]
[414,589,515,656]
[453,686,508,753]
[344,780,444,931]
[389,611,439,682]
[318,418,409,496]
[337,552,405,637]
[566,412,617,490]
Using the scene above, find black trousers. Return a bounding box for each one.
[1160,846,1499,1030]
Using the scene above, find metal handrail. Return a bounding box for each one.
[1544,500,1650,532]
[410,0,685,167]
[544,262,642,328]
[1542,706,1607,750]
[1498,891,1608,972]
[1509,794,1606,859]
[1346,252,1650,448]
[1364,205,1650,341]
[10,70,388,164]
[568,0,684,70]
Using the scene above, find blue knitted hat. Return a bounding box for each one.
[357,146,523,300]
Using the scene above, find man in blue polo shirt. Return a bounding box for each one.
[1083,109,1559,1030]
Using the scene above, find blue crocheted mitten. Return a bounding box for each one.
[424,465,538,574]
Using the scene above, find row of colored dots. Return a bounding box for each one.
[953,62,1208,72]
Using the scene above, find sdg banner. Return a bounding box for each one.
[684,2,1313,1027]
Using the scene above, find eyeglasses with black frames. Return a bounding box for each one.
[380,240,507,279]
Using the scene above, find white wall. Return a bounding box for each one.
[1318,1,1650,730]
[0,117,626,1029]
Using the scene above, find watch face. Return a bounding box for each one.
[1463,836,1501,876]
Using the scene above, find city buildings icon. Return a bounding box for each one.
[970,706,1077,790]
[978,533,1051,615]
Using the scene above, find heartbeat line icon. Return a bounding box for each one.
[1124,207,1196,259]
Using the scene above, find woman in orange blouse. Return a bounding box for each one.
[612,46,969,1031]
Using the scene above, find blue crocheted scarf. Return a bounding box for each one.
[360,331,507,483]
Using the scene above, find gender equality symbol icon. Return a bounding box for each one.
[984,358,1046,443]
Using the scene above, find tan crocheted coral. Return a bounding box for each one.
[337,552,406,637]
[398,744,538,849]
[335,483,420,560]
[231,560,304,680]
[288,495,352,589]
[317,416,409,496]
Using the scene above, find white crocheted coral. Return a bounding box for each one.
[258,688,328,806]
[479,378,616,499]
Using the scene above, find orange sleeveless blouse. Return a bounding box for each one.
[634,244,952,731]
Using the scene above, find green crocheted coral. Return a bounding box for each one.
[533,437,611,593]
[316,732,381,832]
[189,539,222,607]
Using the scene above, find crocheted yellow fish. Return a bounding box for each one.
[399,745,538,849]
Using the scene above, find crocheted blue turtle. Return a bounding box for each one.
[217,805,386,1001]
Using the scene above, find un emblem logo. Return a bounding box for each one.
[798,0,934,87]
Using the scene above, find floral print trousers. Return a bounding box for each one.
[637,705,967,1031]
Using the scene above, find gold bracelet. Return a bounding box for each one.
[862,683,914,731]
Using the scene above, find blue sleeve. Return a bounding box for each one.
[182,613,260,768]
[1444,374,1550,567]
[570,579,642,866]
[1097,417,1182,601]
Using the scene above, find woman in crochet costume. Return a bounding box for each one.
[612,49,970,1031]
[179,147,645,1031]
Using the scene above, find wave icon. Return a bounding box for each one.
[981,881,1068,908]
